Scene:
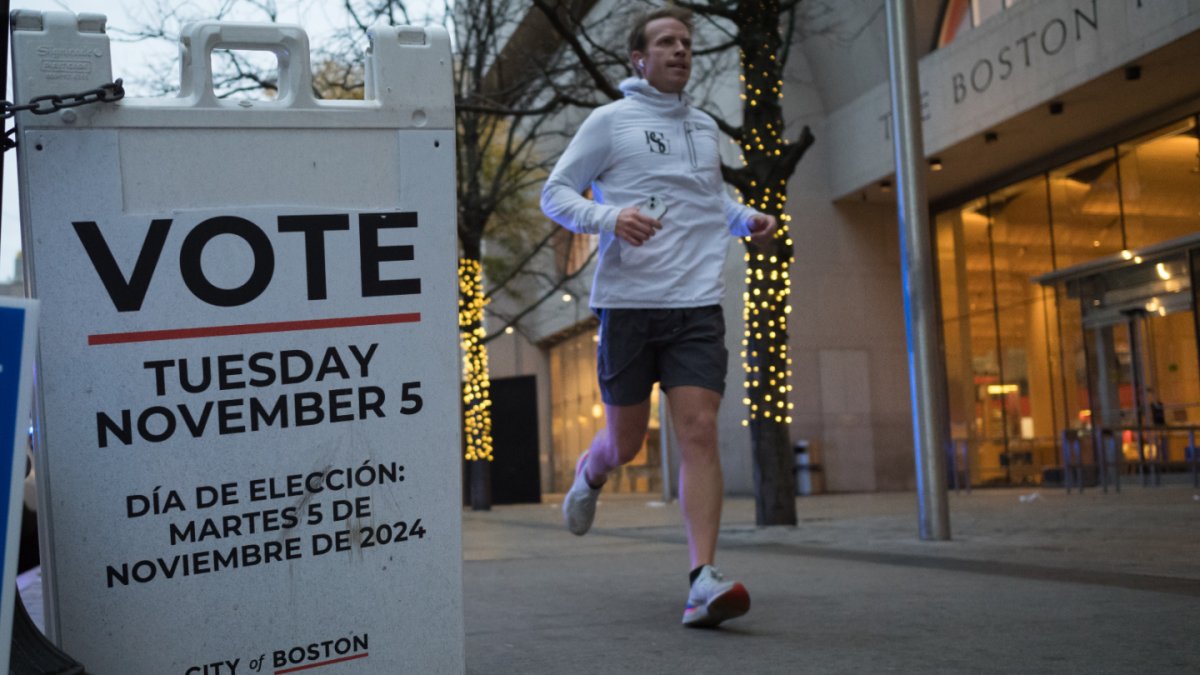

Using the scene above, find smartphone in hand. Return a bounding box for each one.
[641,195,668,221]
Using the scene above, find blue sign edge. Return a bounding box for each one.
[1,298,40,670]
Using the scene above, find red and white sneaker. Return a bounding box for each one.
[682,565,750,628]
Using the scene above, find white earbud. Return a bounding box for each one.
[638,59,645,70]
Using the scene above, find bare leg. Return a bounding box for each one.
[666,386,723,569]
[584,400,651,487]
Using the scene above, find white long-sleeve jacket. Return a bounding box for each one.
[540,77,760,309]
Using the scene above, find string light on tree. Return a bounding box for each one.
[458,258,493,462]
[730,2,808,433]
[713,0,815,524]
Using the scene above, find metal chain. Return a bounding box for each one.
[2,79,125,119]
[2,80,125,152]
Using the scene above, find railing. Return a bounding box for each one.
[1117,425,1199,488]
[1060,430,1086,494]
[948,428,1198,494]
[1065,426,1200,493]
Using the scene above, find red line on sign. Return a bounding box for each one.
[274,652,369,674]
[87,313,421,345]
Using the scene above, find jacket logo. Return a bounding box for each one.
[644,131,671,155]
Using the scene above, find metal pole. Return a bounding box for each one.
[885,0,950,540]
[659,394,674,503]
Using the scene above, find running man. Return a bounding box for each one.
[540,6,778,628]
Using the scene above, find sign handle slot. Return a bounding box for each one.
[179,22,316,109]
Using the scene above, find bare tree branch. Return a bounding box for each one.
[483,225,561,299]
[674,0,737,22]
[530,0,623,102]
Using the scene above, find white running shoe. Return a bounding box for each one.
[682,565,750,628]
[562,450,602,535]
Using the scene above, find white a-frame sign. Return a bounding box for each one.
[13,11,463,673]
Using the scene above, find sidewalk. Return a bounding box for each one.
[463,485,1200,674]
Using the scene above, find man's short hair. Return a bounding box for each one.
[627,5,694,55]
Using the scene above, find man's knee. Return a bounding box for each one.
[675,419,719,464]
[675,407,717,440]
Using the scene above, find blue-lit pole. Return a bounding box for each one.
[885,0,950,540]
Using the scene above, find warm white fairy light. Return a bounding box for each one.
[737,22,794,428]
[458,258,493,462]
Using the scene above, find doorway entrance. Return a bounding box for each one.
[1066,246,1200,483]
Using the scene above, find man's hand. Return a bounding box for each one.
[614,206,663,246]
[748,214,778,249]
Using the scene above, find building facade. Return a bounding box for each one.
[487,0,1200,497]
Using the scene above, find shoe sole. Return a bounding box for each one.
[682,582,750,628]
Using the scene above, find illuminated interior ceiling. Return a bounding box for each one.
[941,113,1199,345]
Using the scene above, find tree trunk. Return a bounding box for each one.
[468,455,492,511]
[750,417,795,524]
[738,0,798,525]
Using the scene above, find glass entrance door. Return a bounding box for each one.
[1078,252,1198,481]
[1133,299,1200,470]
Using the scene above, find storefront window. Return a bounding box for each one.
[548,330,662,494]
[549,330,605,492]
[989,176,1057,483]
[935,114,1200,487]
[1049,148,1125,266]
[1137,272,1199,448]
[936,197,1007,484]
[1117,118,1200,249]
[936,208,972,462]
[1052,284,1089,444]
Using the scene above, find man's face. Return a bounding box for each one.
[633,17,692,94]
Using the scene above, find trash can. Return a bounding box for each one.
[794,440,813,496]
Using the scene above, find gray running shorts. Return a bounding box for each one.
[595,306,728,406]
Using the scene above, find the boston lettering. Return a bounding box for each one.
[878,0,1106,140]
[951,0,1099,105]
